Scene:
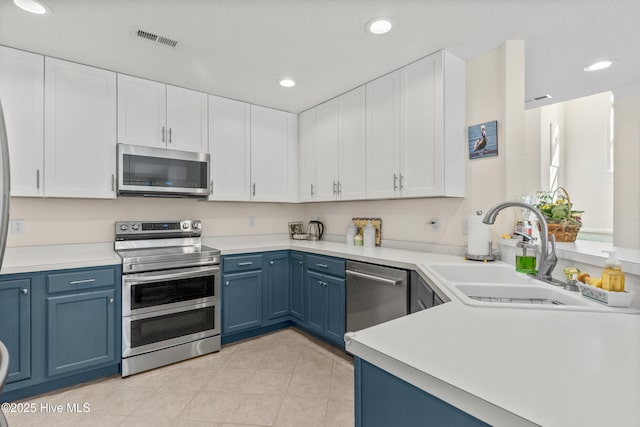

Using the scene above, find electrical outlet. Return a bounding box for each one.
[248,216,256,228]
[11,219,25,235]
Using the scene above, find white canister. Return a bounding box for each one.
[363,221,376,247]
[346,222,357,245]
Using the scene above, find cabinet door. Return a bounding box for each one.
[222,270,262,334]
[250,105,297,202]
[46,289,115,377]
[366,71,400,199]
[166,85,207,152]
[208,95,251,201]
[338,86,366,200]
[298,109,316,201]
[117,74,166,148]
[314,99,340,201]
[0,46,44,197]
[265,253,289,321]
[324,275,345,345]
[289,252,305,321]
[305,270,325,335]
[399,54,443,197]
[44,58,117,198]
[0,279,31,384]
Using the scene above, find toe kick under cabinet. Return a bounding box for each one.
[0,265,122,403]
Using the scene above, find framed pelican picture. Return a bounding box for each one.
[468,120,498,159]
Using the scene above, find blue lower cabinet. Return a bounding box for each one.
[305,266,345,346]
[46,289,116,377]
[289,252,304,321]
[223,270,263,334]
[0,279,32,384]
[355,358,490,427]
[265,252,290,322]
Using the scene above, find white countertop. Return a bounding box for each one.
[2,236,638,426]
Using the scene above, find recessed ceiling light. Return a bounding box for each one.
[584,60,613,72]
[13,0,51,15]
[278,78,296,88]
[366,18,394,35]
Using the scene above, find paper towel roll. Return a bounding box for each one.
[467,214,491,256]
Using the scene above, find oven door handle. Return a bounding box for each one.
[124,265,220,285]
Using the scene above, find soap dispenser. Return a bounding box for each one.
[514,232,537,274]
[602,249,625,292]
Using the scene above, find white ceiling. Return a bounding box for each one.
[1,0,638,113]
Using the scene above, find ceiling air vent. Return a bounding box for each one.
[134,28,178,48]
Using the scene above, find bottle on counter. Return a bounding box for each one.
[363,221,376,247]
[346,222,357,245]
[602,249,625,292]
[354,234,363,246]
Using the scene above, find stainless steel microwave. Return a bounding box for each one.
[117,144,210,198]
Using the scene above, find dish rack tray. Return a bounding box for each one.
[578,283,635,307]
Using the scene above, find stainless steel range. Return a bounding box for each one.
[115,220,221,377]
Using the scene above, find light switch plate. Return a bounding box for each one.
[11,219,25,235]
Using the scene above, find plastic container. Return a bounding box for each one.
[363,221,376,247]
[346,222,357,245]
[602,250,625,292]
[515,239,537,274]
[354,234,363,246]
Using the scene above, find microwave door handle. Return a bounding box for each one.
[124,266,219,285]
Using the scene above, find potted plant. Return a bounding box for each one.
[534,187,583,242]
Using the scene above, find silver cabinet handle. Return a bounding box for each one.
[399,173,404,190]
[237,262,253,266]
[338,181,342,195]
[69,278,96,285]
[111,174,115,192]
[252,183,256,197]
[225,281,230,286]
[393,173,398,191]
[270,260,274,265]
[298,261,303,265]
[21,288,28,295]
[109,298,114,304]
[210,180,213,193]
[310,184,315,197]
[161,126,166,143]
[316,263,328,269]
[332,181,337,195]
[345,270,399,286]
[36,169,40,190]
[168,127,172,143]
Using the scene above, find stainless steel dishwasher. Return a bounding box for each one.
[345,261,408,332]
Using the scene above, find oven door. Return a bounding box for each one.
[122,265,219,316]
[122,300,219,358]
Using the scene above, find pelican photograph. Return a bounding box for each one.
[468,120,498,159]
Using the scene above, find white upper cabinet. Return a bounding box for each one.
[44,58,117,198]
[366,50,465,199]
[0,46,44,197]
[366,71,401,199]
[117,74,207,152]
[310,86,366,202]
[337,86,366,200]
[208,95,251,201]
[250,105,297,202]
[298,108,316,202]
[314,98,340,201]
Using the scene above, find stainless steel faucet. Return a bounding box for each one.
[483,201,558,282]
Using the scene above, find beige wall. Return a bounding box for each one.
[613,94,640,249]
[7,41,528,249]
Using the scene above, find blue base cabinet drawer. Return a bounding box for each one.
[223,254,263,273]
[306,254,345,278]
[47,268,116,294]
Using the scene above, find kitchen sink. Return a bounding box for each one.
[453,283,592,308]
[427,262,534,285]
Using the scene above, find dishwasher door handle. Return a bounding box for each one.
[346,270,399,286]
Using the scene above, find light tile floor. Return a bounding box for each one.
[3,328,355,427]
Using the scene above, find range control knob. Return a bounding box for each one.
[182,222,190,230]
[192,221,201,230]
[131,223,140,231]
[119,224,129,231]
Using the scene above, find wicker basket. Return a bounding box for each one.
[538,187,581,242]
